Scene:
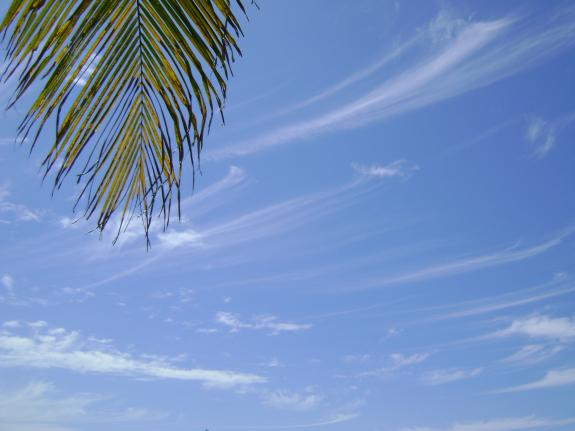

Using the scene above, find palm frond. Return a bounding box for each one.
[1,0,249,242]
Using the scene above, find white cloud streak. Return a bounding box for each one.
[216,312,312,335]
[263,390,322,411]
[0,201,42,222]
[405,273,575,324]
[1,274,14,290]
[356,228,573,290]
[157,229,204,249]
[0,323,265,389]
[491,315,575,341]
[402,416,575,431]
[0,381,98,424]
[78,171,373,290]
[0,137,25,146]
[525,112,575,158]
[502,345,563,366]
[0,183,42,223]
[209,6,575,159]
[179,165,249,215]
[497,368,575,393]
[225,412,359,430]
[109,166,365,255]
[423,368,482,385]
[360,352,430,377]
[352,160,419,179]
[0,424,76,431]
[93,165,248,249]
[388,352,430,370]
[0,381,166,428]
[263,34,422,120]
[0,183,10,200]
[168,176,370,253]
[526,118,555,158]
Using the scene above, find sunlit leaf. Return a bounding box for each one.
[1,0,249,243]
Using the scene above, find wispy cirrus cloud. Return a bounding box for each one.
[414,274,575,322]
[65,169,377,290]
[91,165,249,248]
[225,411,359,430]
[2,320,20,328]
[0,183,42,223]
[0,381,166,429]
[401,415,575,431]
[263,390,322,411]
[351,228,574,291]
[0,183,10,200]
[491,315,575,342]
[525,112,575,158]
[0,424,75,431]
[157,229,204,249]
[360,352,430,377]
[261,33,423,121]
[0,322,265,389]
[216,312,312,335]
[179,165,249,216]
[114,166,365,253]
[0,137,21,146]
[423,368,482,386]
[1,273,14,290]
[208,17,510,159]
[209,6,575,159]
[496,368,575,393]
[0,273,18,304]
[153,174,373,255]
[502,345,564,366]
[0,201,42,222]
[352,160,419,179]
[526,118,555,158]
[342,354,372,364]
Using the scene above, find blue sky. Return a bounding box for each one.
[1,1,575,430]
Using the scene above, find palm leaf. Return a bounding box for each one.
[1,0,249,242]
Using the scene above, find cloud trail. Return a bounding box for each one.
[0,323,265,388]
[209,6,575,159]
[423,368,483,385]
[216,312,312,335]
[416,275,575,322]
[401,416,575,431]
[352,228,574,290]
[491,315,575,341]
[502,345,563,366]
[496,368,575,393]
[0,381,166,427]
[359,352,430,377]
[222,412,359,430]
[525,112,575,158]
